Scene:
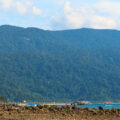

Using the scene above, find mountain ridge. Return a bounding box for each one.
[1,24,120,32]
[0,25,120,102]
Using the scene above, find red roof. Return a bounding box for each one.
[0,101,4,103]
[104,101,113,104]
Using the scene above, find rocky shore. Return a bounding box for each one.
[0,104,120,120]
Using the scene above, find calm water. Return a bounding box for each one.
[27,103,120,109]
[77,104,120,109]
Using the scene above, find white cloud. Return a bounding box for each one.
[15,2,27,14]
[63,1,89,28]
[32,7,42,15]
[90,16,116,29]
[64,1,72,12]
[95,1,120,17]
[0,0,13,9]
[51,0,118,30]
[0,0,42,16]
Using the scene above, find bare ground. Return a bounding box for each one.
[0,104,120,120]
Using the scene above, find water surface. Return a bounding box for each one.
[27,103,120,109]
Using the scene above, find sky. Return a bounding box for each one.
[0,0,120,30]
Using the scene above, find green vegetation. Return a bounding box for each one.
[0,96,6,102]
[0,25,120,102]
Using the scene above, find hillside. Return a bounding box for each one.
[0,25,120,102]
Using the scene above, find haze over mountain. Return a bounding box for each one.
[0,25,120,102]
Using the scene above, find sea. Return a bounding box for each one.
[27,103,120,109]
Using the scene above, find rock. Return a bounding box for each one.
[99,106,104,111]
[66,105,72,110]
[90,110,98,115]
[43,105,49,108]
[111,108,118,114]
[37,105,44,109]
[72,105,77,110]
[85,107,91,111]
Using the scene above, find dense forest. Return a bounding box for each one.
[0,25,120,102]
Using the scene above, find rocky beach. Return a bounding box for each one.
[0,104,120,120]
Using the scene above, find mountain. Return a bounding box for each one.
[0,25,120,102]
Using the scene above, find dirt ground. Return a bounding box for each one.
[0,104,120,120]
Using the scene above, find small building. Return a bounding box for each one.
[71,100,90,105]
[104,101,113,104]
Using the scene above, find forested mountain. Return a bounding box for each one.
[0,25,120,102]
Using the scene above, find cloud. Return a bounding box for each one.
[0,0,119,30]
[32,6,42,15]
[51,0,118,30]
[95,1,120,17]
[0,0,13,9]
[15,1,27,14]
[90,16,116,29]
[63,1,87,28]
[0,0,42,16]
